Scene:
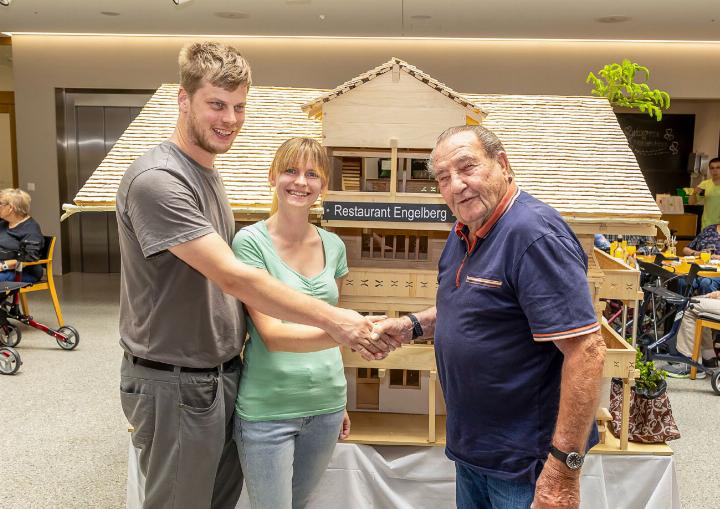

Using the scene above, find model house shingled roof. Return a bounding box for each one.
[73,85,323,210]
[72,85,660,220]
[301,57,487,120]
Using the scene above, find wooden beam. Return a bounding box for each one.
[389,139,398,198]
[428,370,437,443]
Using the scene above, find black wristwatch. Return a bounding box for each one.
[406,313,424,339]
[549,444,584,471]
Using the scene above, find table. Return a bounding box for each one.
[127,442,680,508]
[636,254,720,278]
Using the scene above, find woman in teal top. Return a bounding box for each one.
[232,138,351,509]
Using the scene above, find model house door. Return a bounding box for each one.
[355,368,380,410]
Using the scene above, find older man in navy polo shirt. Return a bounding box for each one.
[375,126,606,509]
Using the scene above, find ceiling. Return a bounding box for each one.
[1,0,718,41]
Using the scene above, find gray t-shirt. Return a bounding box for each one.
[116,141,245,368]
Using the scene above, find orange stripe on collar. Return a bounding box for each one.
[453,182,519,241]
[475,182,519,239]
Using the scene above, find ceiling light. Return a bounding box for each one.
[0,0,13,7]
[100,11,121,17]
[214,12,249,19]
[595,15,631,24]
[319,14,326,21]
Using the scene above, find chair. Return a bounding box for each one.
[690,313,720,380]
[17,236,64,327]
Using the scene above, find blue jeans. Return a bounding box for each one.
[456,463,535,509]
[0,270,38,283]
[677,276,720,296]
[234,409,344,509]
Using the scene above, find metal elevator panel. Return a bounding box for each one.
[57,90,150,273]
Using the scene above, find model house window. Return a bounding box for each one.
[361,231,428,260]
[357,368,380,380]
[388,369,421,388]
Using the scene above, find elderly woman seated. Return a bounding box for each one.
[682,223,720,294]
[0,188,45,283]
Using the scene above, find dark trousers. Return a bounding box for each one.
[121,354,243,509]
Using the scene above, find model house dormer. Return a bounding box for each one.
[302,58,485,200]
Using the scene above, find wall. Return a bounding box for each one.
[0,46,13,91]
[11,34,720,270]
[0,113,13,188]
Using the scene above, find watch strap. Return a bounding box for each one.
[549,444,584,470]
[407,313,423,339]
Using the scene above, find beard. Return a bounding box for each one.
[186,111,235,156]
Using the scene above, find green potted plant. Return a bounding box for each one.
[609,348,679,443]
[633,348,667,398]
[587,59,671,120]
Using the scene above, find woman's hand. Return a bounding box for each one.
[339,410,351,440]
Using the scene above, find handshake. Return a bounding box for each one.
[330,309,419,361]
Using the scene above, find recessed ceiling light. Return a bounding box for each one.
[410,15,432,21]
[214,11,250,20]
[595,15,631,24]
[319,14,326,21]
[100,11,121,17]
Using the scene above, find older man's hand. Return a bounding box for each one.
[531,457,580,509]
[372,316,414,347]
[330,308,395,361]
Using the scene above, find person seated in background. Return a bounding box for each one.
[691,157,720,230]
[682,223,720,294]
[594,233,611,251]
[664,291,720,378]
[0,188,44,283]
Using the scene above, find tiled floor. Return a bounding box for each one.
[2,272,718,508]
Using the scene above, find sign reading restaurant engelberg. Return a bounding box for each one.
[323,201,455,223]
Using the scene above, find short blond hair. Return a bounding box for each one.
[178,42,252,96]
[269,138,329,215]
[0,188,31,217]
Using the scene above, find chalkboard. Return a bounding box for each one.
[615,113,695,196]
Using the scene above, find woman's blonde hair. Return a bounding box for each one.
[269,138,330,215]
[0,188,31,217]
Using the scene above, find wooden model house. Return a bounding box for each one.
[68,58,666,452]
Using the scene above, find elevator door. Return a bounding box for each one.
[58,91,151,273]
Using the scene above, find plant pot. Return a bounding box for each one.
[609,378,680,443]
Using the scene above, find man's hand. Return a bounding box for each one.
[329,307,394,361]
[372,316,414,346]
[339,410,351,440]
[531,456,580,509]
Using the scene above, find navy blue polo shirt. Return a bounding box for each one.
[435,183,600,484]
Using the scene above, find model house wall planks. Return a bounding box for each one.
[69,58,665,451]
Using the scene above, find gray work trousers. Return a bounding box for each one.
[120,354,243,509]
[677,297,720,360]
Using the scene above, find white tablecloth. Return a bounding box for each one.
[128,443,680,508]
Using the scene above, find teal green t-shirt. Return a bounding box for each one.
[232,220,348,421]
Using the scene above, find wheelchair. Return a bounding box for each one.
[0,280,79,375]
[635,260,720,394]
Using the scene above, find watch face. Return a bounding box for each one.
[566,452,584,470]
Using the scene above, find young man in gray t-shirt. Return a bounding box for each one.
[118,42,396,509]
